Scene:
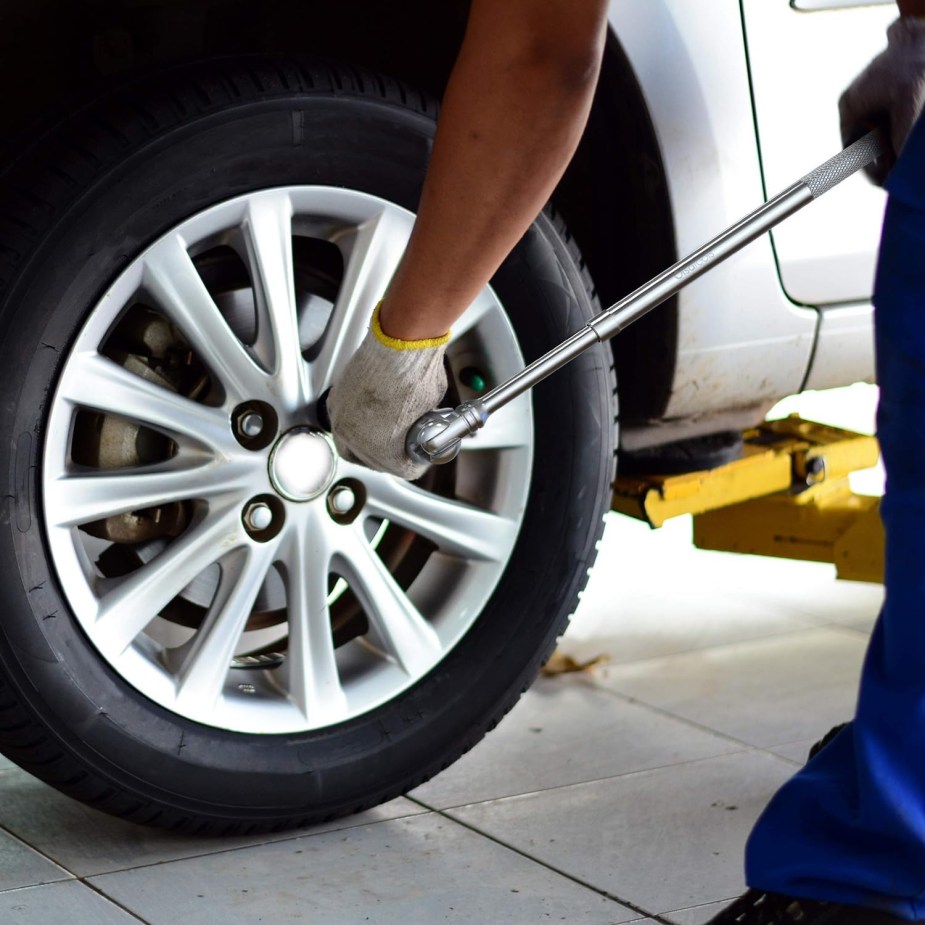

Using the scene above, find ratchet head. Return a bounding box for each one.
[405,401,489,466]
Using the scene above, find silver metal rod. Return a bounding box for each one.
[478,182,811,420]
[418,185,810,459]
[590,184,812,342]
[408,131,884,464]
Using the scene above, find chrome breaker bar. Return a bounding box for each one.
[406,130,884,465]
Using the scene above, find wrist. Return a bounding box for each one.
[372,302,451,350]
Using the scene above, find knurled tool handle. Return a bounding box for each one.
[407,130,885,465]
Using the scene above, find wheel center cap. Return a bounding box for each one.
[269,428,337,502]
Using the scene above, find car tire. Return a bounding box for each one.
[0,57,616,833]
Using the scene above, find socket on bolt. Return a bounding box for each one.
[328,485,356,516]
[244,501,273,532]
[238,412,264,438]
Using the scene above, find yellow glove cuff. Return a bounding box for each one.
[371,302,451,351]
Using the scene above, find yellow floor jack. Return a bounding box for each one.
[405,131,886,583]
[612,415,883,584]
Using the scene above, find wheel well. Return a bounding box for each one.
[0,0,676,425]
[556,34,678,426]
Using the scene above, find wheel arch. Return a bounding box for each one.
[555,30,678,428]
[0,0,677,428]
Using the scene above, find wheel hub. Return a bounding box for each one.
[269,428,337,502]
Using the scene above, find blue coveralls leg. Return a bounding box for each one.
[744,116,925,921]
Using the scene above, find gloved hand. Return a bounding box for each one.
[327,304,449,479]
[840,16,925,185]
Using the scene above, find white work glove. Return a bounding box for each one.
[327,304,449,480]
[840,16,925,185]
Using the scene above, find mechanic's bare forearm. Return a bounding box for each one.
[379,0,608,341]
[899,0,925,17]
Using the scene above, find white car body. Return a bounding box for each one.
[610,0,893,447]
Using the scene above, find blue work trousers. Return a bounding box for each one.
[745,118,925,919]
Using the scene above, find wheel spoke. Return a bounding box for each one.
[449,289,498,340]
[311,207,413,393]
[143,235,266,401]
[242,192,309,409]
[93,503,245,655]
[46,458,248,527]
[334,526,443,677]
[363,475,519,563]
[58,352,232,452]
[174,539,280,711]
[280,512,348,724]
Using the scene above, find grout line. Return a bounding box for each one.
[662,894,740,920]
[411,747,765,812]
[80,879,154,924]
[0,823,73,882]
[0,879,152,923]
[579,675,848,762]
[824,622,877,640]
[0,824,149,921]
[575,680,766,752]
[582,623,847,675]
[415,745,796,814]
[0,800,426,881]
[407,795,675,925]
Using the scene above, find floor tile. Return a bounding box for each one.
[89,812,639,925]
[0,829,70,892]
[0,769,424,877]
[1,880,145,924]
[592,628,867,749]
[565,517,822,667]
[410,677,741,809]
[767,738,817,765]
[665,898,735,923]
[821,609,880,635]
[449,750,795,916]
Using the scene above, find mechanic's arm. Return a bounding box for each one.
[328,0,608,477]
[379,0,608,341]
[839,0,925,181]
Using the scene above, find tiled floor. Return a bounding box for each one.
[0,506,884,924]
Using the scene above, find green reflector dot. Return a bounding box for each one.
[460,367,487,393]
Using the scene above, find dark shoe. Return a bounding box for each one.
[706,889,913,924]
[807,722,849,762]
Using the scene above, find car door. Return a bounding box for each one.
[741,0,894,308]
[741,0,896,390]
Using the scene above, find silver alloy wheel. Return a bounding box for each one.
[42,187,533,734]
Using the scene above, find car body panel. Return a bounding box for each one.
[609,0,819,423]
[741,0,893,307]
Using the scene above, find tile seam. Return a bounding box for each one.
[408,796,675,925]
